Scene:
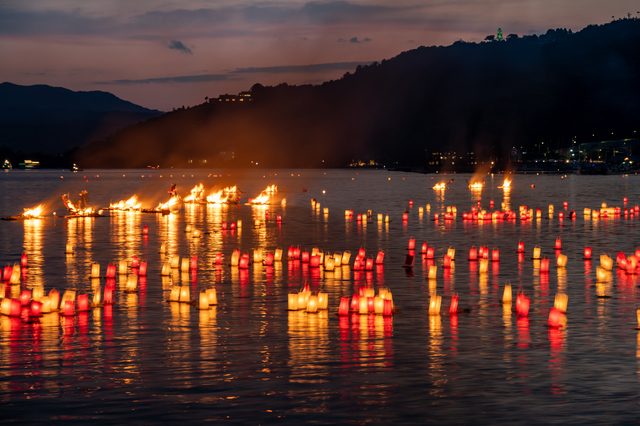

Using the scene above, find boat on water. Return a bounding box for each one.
[2,159,11,170]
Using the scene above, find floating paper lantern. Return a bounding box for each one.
[199,290,210,310]
[49,289,60,310]
[77,293,89,311]
[583,247,592,260]
[408,239,415,250]
[555,237,562,250]
[65,244,74,254]
[357,296,368,314]
[274,247,283,262]
[402,213,408,221]
[103,287,114,304]
[230,250,240,266]
[429,295,442,316]
[161,263,171,276]
[131,256,140,269]
[206,288,217,305]
[179,286,190,302]
[548,307,562,327]
[9,264,21,283]
[532,246,541,260]
[0,298,12,315]
[305,295,318,313]
[169,286,180,302]
[30,300,43,317]
[288,292,299,311]
[222,222,228,231]
[333,252,343,267]
[317,292,328,310]
[236,219,242,228]
[421,242,428,254]
[517,241,524,253]
[557,254,567,268]
[554,293,568,313]
[62,300,75,316]
[350,293,360,312]
[301,251,310,263]
[32,285,44,301]
[342,251,351,265]
[126,275,138,292]
[239,254,249,269]
[449,295,459,314]
[105,264,116,278]
[549,204,554,213]
[20,289,31,306]
[119,259,128,274]
[142,225,149,235]
[596,266,608,282]
[447,247,455,260]
[502,283,512,303]
[385,215,390,223]
[443,255,452,268]
[181,257,190,272]
[138,261,147,276]
[357,214,362,222]
[425,247,435,260]
[61,290,76,305]
[540,258,550,273]
[338,296,350,316]
[265,253,274,266]
[375,251,385,265]
[600,254,613,271]
[468,246,478,261]
[310,255,321,268]
[2,265,12,281]
[492,248,500,262]
[21,252,28,268]
[253,249,263,264]
[230,222,237,230]
[516,294,530,316]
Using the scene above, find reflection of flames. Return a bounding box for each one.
[23,205,44,218]
[433,182,446,190]
[109,196,142,211]
[206,186,239,204]
[184,184,205,203]
[251,185,277,204]
[469,182,483,190]
[156,197,180,211]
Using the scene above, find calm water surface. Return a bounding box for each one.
[1,169,640,424]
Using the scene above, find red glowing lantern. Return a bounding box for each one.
[230,222,236,230]
[421,242,428,254]
[104,287,113,304]
[624,197,628,204]
[62,300,75,316]
[131,256,139,268]
[558,212,564,219]
[239,255,249,269]
[350,293,360,311]
[277,215,282,223]
[138,261,147,276]
[215,253,223,265]
[383,299,393,316]
[310,255,321,268]
[434,213,439,220]
[339,296,350,316]
[409,200,413,207]
[554,237,561,250]
[443,255,451,268]
[449,295,459,314]
[468,246,478,261]
[20,289,31,306]
[9,299,21,317]
[142,225,149,235]
[563,201,568,209]
[490,200,494,208]
[77,293,89,311]
[287,246,294,259]
[3,265,12,281]
[30,300,43,317]
[516,294,530,316]
[375,251,385,264]
[301,251,310,263]
[191,256,197,270]
[492,248,500,262]
[293,248,301,260]
[265,253,274,266]
[106,264,116,278]
[478,246,485,259]
[222,222,228,230]
[358,248,366,258]
[265,210,269,218]
[426,247,434,259]
[548,307,562,328]
[517,241,524,253]
[583,247,592,260]
[367,297,375,313]
[540,258,550,272]
[408,239,415,250]
[357,214,362,221]
[21,252,28,268]
[365,258,374,271]
[402,213,408,221]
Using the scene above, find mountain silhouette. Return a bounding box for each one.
[33,19,640,168]
[0,82,162,154]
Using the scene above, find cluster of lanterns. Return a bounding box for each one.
[337,286,395,316]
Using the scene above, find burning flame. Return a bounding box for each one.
[62,193,95,216]
[469,182,484,190]
[433,182,446,191]
[184,184,205,203]
[156,196,180,211]
[250,185,278,205]
[23,205,44,218]
[501,179,511,190]
[109,195,142,211]
[206,186,239,204]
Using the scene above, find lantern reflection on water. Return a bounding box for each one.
[77,293,89,311]
[9,264,21,284]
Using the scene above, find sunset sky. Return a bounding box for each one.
[1,1,637,111]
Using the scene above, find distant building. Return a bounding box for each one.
[211,91,252,103]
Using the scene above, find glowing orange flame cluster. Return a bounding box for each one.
[184,184,205,203]
[62,194,95,216]
[207,186,239,204]
[469,182,484,190]
[251,185,278,205]
[22,205,44,218]
[156,196,180,211]
[501,179,511,190]
[109,195,142,211]
[433,182,446,191]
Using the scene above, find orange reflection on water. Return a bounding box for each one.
[23,218,44,288]
[288,310,329,384]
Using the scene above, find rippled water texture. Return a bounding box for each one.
[1,169,640,423]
